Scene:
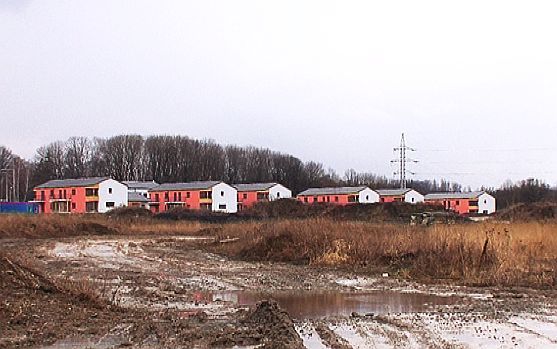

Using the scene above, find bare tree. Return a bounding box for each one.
[64,136,91,178]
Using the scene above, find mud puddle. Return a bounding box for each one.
[198,290,460,319]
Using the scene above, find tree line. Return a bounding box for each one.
[1,134,555,209]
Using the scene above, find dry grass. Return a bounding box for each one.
[0,214,205,238]
[210,218,557,288]
[2,214,556,288]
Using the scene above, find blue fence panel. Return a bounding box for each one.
[0,202,39,214]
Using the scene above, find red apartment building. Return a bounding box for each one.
[297,186,380,205]
[233,183,292,210]
[148,181,238,213]
[32,177,128,213]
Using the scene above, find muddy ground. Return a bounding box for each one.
[1,235,557,349]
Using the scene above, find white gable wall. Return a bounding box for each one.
[98,179,128,213]
[404,190,424,204]
[478,193,496,214]
[358,188,380,203]
[211,182,238,213]
[269,184,292,201]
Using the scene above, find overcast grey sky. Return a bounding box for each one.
[1,1,556,189]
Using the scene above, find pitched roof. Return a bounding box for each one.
[233,183,278,192]
[128,192,149,202]
[376,188,414,196]
[149,181,222,191]
[123,181,159,190]
[424,191,487,200]
[298,186,370,196]
[35,177,110,189]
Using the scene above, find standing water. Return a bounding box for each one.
[200,290,460,319]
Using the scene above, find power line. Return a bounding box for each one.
[420,147,557,153]
[391,133,417,189]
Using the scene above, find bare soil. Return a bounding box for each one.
[1,234,557,348]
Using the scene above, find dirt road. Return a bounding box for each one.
[2,235,557,348]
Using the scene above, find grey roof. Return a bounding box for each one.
[298,186,370,196]
[35,177,110,189]
[128,192,149,202]
[233,183,278,192]
[376,188,414,196]
[424,191,487,200]
[149,181,222,191]
[123,181,159,190]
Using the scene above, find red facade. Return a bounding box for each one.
[297,194,358,206]
[425,198,478,215]
[33,186,99,213]
[237,191,270,210]
[379,195,404,203]
[148,189,213,213]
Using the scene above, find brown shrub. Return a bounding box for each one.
[210,219,557,288]
[494,202,557,222]
[0,214,120,239]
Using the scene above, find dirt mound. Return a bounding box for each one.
[243,300,304,349]
[494,202,557,222]
[238,199,441,222]
[0,254,121,348]
[154,207,235,223]
[238,199,330,219]
[209,300,303,349]
[106,206,153,219]
[75,221,119,235]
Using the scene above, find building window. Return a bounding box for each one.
[243,193,248,199]
[108,188,113,194]
[221,191,225,197]
[304,197,308,203]
[178,192,182,201]
[456,200,460,205]
[200,191,212,199]
[366,195,369,200]
[348,195,358,203]
[86,201,98,212]
[186,192,190,198]
[85,188,98,197]
[164,192,169,200]
[200,203,211,210]
[106,202,115,208]
[218,204,226,210]
[71,202,76,209]
[277,192,280,198]
[154,194,159,201]
[411,197,415,203]
[72,189,76,195]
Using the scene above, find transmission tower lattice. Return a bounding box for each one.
[391,133,418,189]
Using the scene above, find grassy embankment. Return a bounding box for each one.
[1,211,556,288]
